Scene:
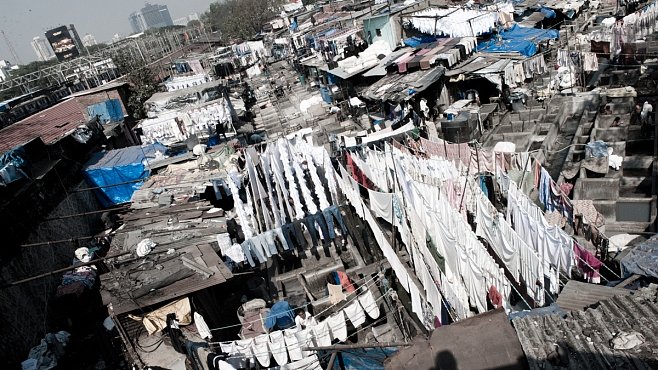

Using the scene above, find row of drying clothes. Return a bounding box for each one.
[406,136,606,251]
[348,136,606,308]
[406,8,499,38]
[217,204,349,266]
[409,136,607,281]
[343,144,512,320]
[556,49,600,72]
[336,161,443,328]
[231,137,340,239]
[215,289,381,369]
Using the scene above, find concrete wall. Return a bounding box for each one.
[574,178,620,200]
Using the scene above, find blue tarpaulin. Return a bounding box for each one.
[478,25,559,56]
[264,301,295,330]
[540,7,557,18]
[0,145,30,186]
[332,348,398,369]
[83,143,166,207]
[403,35,437,48]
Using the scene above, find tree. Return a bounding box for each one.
[187,19,202,28]
[202,0,284,41]
[86,43,108,54]
[112,51,158,120]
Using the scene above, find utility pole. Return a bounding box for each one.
[1,30,22,65]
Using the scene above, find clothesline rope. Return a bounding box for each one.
[206,272,380,333]
[205,290,392,359]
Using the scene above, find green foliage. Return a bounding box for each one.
[188,19,202,28]
[201,0,284,41]
[86,43,108,54]
[112,51,157,120]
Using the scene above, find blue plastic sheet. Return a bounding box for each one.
[0,145,30,185]
[403,36,437,48]
[478,39,538,56]
[478,25,559,56]
[332,348,398,370]
[264,301,294,330]
[83,143,166,207]
[540,7,557,18]
[586,140,609,158]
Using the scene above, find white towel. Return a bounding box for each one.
[295,328,313,358]
[219,341,236,355]
[327,311,347,342]
[327,283,346,304]
[281,354,322,370]
[312,320,331,347]
[193,312,212,340]
[343,300,366,328]
[268,330,289,366]
[234,338,254,369]
[358,290,380,319]
[251,334,271,367]
[284,328,303,361]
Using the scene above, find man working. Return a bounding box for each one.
[295,309,317,330]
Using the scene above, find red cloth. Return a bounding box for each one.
[337,271,355,293]
[346,153,375,190]
[560,182,574,197]
[573,242,602,281]
[488,285,503,308]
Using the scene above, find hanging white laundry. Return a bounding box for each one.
[234,338,255,367]
[193,312,212,340]
[251,334,271,367]
[327,311,347,342]
[284,328,303,361]
[367,189,394,221]
[295,328,313,358]
[358,290,380,319]
[268,330,289,366]
[281,354,322,370]
[311,320,332,347]
[343,300,367,328]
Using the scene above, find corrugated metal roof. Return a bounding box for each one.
[361,66,445,102]
[68,81,128,98]
[0,98,87,154]
[556,280,631,311]
[100,196,233,315]
[514,285,658,370]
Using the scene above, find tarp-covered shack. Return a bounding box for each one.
[83,143,166,207]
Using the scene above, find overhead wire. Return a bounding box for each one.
[206,290,392,359]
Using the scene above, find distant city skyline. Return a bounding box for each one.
[0,0,211,65]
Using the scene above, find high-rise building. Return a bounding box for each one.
[0,60,13,81]
[128,3,174,34]
[173,12,200,26]
[82,34,97,47]
[31,36,56,61]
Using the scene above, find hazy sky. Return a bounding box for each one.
[0,0,214,64]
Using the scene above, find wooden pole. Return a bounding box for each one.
[0,251,131,289]
[304,342,412,351]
